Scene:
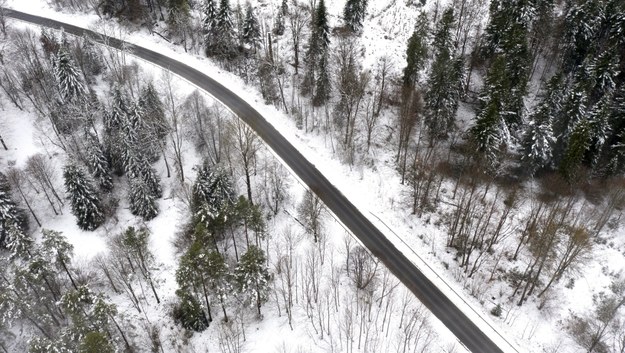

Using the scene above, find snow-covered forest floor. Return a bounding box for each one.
[1,0,625,352]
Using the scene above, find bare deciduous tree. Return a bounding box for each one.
[25,154,64,215]
[229,118,261,204]
[297,190,325,243]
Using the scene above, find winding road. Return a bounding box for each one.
[3,9,515,353]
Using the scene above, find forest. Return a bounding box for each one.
[0,0,624,352]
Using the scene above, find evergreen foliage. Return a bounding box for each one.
[312,53,331,106]
[234,245,270,316]
[343,0,368,33]
[192,163,236,229]
[242,3,261,48]
[202,0,218,33]
[63,165,104,231]
[85,132,113,191]
[0,173,26,250]
[273,0,288,35]
[79,331,115,353]
[521,75,562,174]
[470,56,508,167]
[424,8,463,139]
[302,0,330,99]
[211,0,236,58]
[53,48,85,102]
[402,12,428,87]
[139,83,169,143]
[174,289,209,331]
[559,119,591,181]
[129,176,159,220]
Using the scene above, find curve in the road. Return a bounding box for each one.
[4,9,515,353]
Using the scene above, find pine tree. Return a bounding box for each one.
[273,0,288,35]
[53,48,85,102]
[302,0,330,97]
[79,332,115,353]
[139,83,169,142]
[174,289,209,331]
[63,165,104,231]
[42,229,78,290]
[604,86,625,174]
[312,53,331,106]
[192,163,235,229]
[168,0,190,17]
[242,3,261,49]
[315,0,330,51]
[424,8,462,139]
[5,223,33,260]
[586,93,613,171]
[213,0,235,57]
[105,86,128,133]
[471,56,508,167]
[104,87,129,175]
[202,0,218,33]
[559,119,591,181]
[480,0,531,129]
[402,12,428,87]
[129,177,159,220]
[85,132,113,191]
[0,173,24,249]
[553,85,587,164]
[343,0,368,33]
[471,100,503,168]
[177,240,231,323]
[234,245,270,317]
[521,75,562,174]
[560,0,603,75]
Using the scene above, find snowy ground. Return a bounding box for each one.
[2,1,625,353]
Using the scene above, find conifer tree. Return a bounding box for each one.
[213,0,235,57]
[129,176,159,220]
[343,0,368,33]
[424,8,462,139]
[168,0,190,16]
[604,86,625,174]
[5,223,33,260]
[202,0,218,33]
[79,332,115,353]
[42,229,78,290]
[85,132,113,191]
[559,119,591,181]
[480,0,531,129]
[63,165,104,231]
[234,245,270,317]
[174,289,209,331]
[560,0,603,75]
[139,83,169,142]
[273,0,288,35]
[521,75,562,174]
[312,53,331,106]
[202,0,220,53]
[176,240,231,323]
[192,163,235,229]
[470,56,508,167]
[402,12,428,88]
[242,3,261,49]
[0,173,25,249]
[553,85,587,163]
[302,0,330,97]
[53,48,85,102]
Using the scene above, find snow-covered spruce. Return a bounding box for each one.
[63,164,104,231]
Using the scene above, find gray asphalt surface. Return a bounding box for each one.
[3,9,512,353]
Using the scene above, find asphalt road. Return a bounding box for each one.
[4,9,512,353]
